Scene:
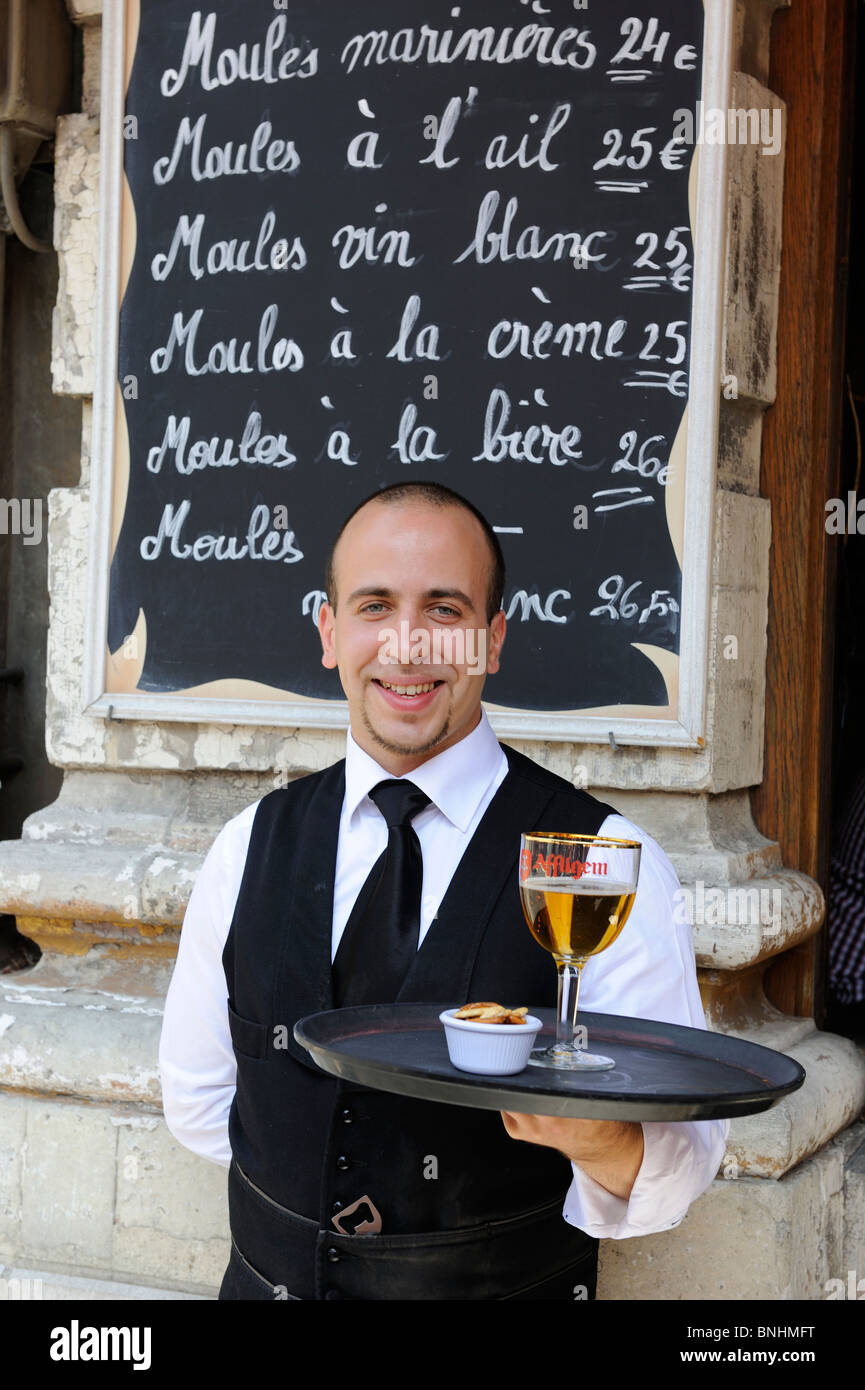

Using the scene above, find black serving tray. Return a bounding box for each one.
[294,1005,805,1121]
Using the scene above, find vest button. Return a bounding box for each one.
[336,1155,350,1171]
[332,1200,344,1214]
[327,1248,341,1263]
[341,1108,354,1124]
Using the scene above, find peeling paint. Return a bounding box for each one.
[97,1070,161,1090]
[148,857,177,876]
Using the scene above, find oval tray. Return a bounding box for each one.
[294,1004,806,1121]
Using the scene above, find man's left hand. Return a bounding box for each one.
[500,1113,645,1201]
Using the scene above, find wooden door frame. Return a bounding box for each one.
[755,0,857,1018]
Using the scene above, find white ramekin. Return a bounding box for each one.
[439,1008,544,1075]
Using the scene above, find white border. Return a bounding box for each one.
[84,1,734,747]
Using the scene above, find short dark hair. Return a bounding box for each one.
[325,481,505,623]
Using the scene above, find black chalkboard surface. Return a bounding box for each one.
[108,0,706,713]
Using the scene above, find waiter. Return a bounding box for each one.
[159,481,727,1300]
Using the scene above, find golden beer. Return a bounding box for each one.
[521,876,637,962]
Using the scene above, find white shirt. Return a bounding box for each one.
[159,709,728,1240]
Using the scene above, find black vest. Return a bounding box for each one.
[219,742,617,1301]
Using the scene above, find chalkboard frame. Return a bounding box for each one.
[84,0,735,748]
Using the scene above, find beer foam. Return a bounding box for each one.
[523,876,634,894]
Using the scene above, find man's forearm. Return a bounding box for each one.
[500,1113,645,1200]
[561,1120,645,1199]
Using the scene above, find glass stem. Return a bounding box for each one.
[555,959,583,1052]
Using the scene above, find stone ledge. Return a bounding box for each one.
[692,869,824,969]
[0,774,824,976]
[0,839,820,972]
[0,839,201,930]
[0,1265,208,1300]
[0,768,272,929]
[0,954,167,1105]
[724,1027,865,1177]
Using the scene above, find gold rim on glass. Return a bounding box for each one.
[521,833,642,848]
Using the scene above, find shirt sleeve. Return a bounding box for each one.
[157,806,257,1169]
[560,814,730,1239]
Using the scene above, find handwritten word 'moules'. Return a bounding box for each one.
[151,212,306,282]
[145,412,296,476]
[160,13,317,97]
[140,502,303,566]
[150,306,303,377]
[153,116,299,186]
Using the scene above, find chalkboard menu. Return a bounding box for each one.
[88,0,732,742]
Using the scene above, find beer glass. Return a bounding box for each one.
[519,833,641,1070]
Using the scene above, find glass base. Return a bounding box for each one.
[527,1045,616,1072]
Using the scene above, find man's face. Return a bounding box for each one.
[318,501,506,773]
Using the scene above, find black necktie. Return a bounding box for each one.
[332,779,432,1008]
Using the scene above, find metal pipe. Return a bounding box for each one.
[0,126,50,253]
[0,0,51,253]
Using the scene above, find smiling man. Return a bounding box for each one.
[159,480,728,1301]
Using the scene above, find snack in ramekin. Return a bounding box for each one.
[453,1002,529,1024]
[439,1004,543,1075]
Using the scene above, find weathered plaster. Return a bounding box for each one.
[51,115,99,398]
